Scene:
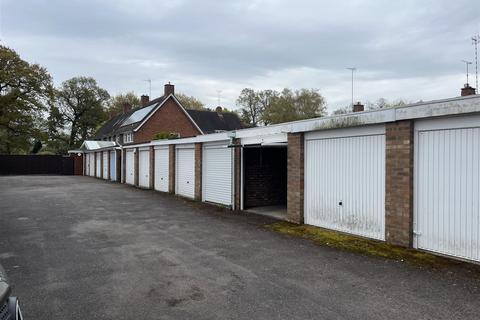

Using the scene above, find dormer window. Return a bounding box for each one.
[124,132,133,143]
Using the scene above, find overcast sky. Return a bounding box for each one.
[1,0,479,112]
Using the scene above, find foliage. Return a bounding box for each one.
[332,106,351,115]
[237,88,327,126]
[107,92,140,114]
[31,140,43,154]
[366,98,409,110]
[263,88,326,124]
[0,45,54,154]
[153,131,179,140]
[236,88,262,126]
[176,93,206,110]
[50,77,110,148]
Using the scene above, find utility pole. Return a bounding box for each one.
[461,60,473,85]
[472,35,479,92]
[346,67,356,107]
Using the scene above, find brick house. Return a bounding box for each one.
[93,83,243,145]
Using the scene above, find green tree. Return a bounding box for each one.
[0,45,54,154]
[236,88,262,126]
[107,92,140,114]
[366,98,408,110]
[176,93,206,110]
[262,88,326,124]
[50,77,110,148]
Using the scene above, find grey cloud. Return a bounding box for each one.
[1,0,479,110]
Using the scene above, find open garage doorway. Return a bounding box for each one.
[243,146,287,220]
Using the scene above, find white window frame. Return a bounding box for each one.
[123,132,133,143]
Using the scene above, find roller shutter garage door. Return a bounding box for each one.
[176,145,195,198]
[304,125,386,240]
[414,115,480,262]
[102,151,108,179]
[110,150,117,181]
[154,146,169,192]
[202,142,232,206]
[138,148,150,188]
[125,149,135,185]
[89,153,95,177]
[95,152,101,178]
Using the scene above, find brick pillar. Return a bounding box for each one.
[134,148,139,187]
[116,150,121,182]
[194,143,203,201]
[100,151,104,179]
[168,145,176,193]
[149,146,155,189]
[94,152,97,178]
[287,133,304,224]
[107,150,111,180]
[385,120,414,247]
[83,154,86,175]
[233,139,242,210]
[121,149,126,183]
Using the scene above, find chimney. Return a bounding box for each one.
[140,95,150,106]
[461,83,476,96]
[353,101,364,112]
[164,82,175,96]
[123,102,132,113]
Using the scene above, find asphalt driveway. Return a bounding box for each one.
[0,176,479,319]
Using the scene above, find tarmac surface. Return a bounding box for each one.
[0,175,479,319]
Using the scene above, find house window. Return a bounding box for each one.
[124,132,133,143]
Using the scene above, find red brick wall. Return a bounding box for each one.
[287,133,304,224]
[116,150,121,182]
[243,147,287,208]
[94,152,97,177]
[233,139,242,210]
[385,120,414,247]
[168,145,176,193]
[133,97,201,144]
[134,148,139,187]
[149,146,154,189]
[71,154,83,176]
[121,149,126,183]
[194,143,203,201]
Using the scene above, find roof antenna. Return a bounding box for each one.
[346,67,356,107]
[143,79,152,97]
[472,35,479,92]
[461,60,473,85]
[216,90,222,106]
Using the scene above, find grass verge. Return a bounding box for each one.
[266,222,480,272]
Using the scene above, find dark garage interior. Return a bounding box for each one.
[243,146,287,218]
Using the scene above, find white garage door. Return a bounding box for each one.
[304,125,386,240]
[95,152,101,178]
[102,151,108,179]
[138,148,150,188]
[154,146,169,192]
[176,146,195,198]
[202,142,232,206]
[414,116,480,262]
[125,149,135,185]
[110,150,117,181]
[89,153,95,177]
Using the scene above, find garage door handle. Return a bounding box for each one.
[413,230,422,236]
